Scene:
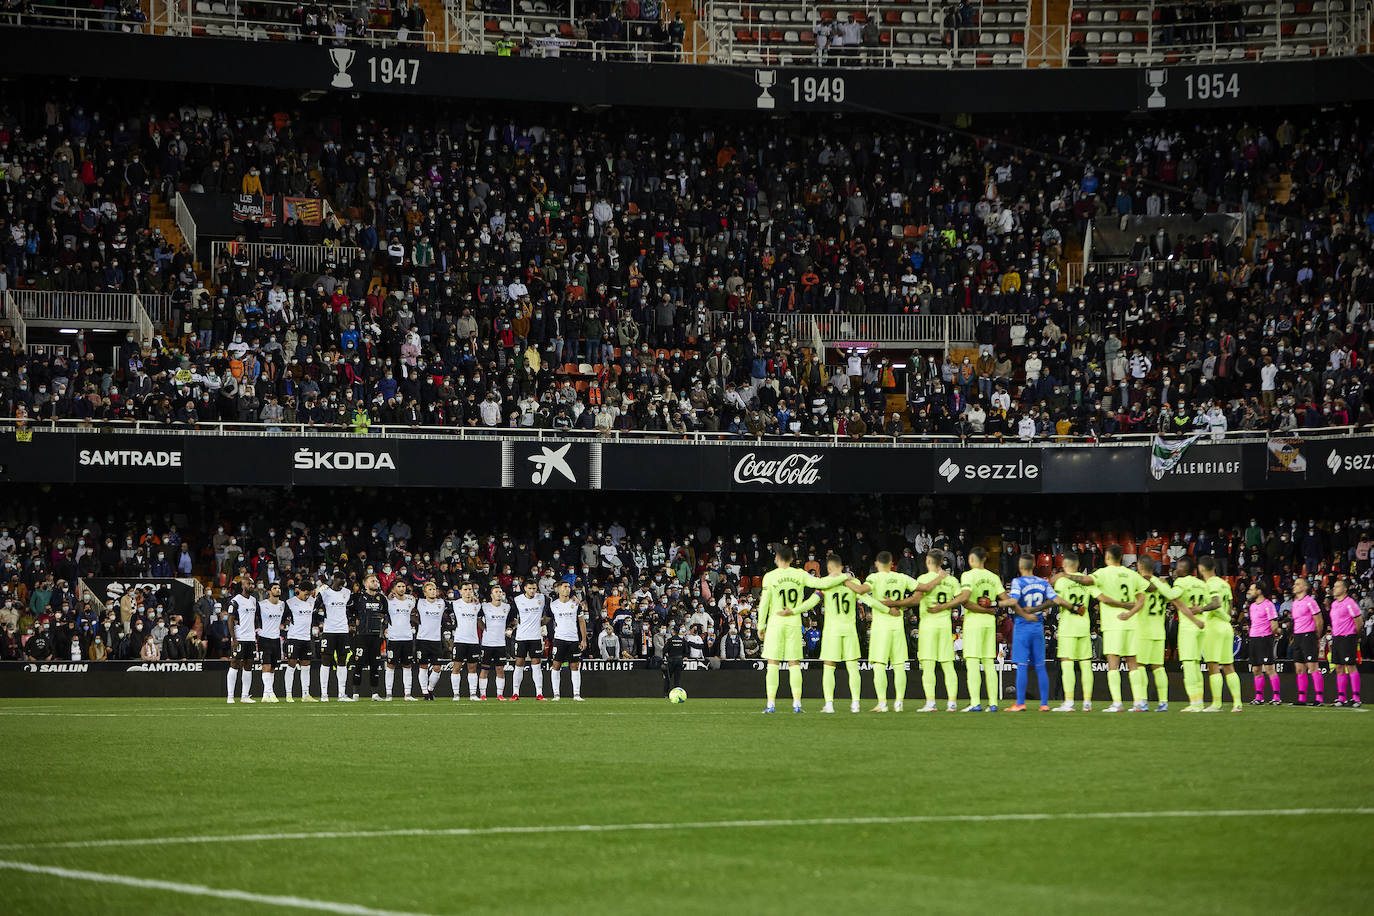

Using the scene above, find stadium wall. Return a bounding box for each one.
[2,430,1371,494]
[2,660,1367,701]
[4,32,1374,113]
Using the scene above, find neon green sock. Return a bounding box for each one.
[922,665,936,702]
[1225,672,1242,707]
[966,660,982,705]
[1079,660,1093,702]
[893,666,907,702]
[941,662,958,701]
[1108,668,1122,704]
[823,665,836,705]
[765,664,779,705]
[1061,660,1076,702]
[1182,662,1202,703]
[1208,673,1223,707]
[984,664,998,707]
[788,665,802,703]
[873,665,888,704]
[1129,667,1147,704]
[845,661,861,701]
[1153,667,1168,704]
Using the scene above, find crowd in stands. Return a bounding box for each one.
[1,488,1371,664]
[5,0,149,31]
[1,86,1372,438]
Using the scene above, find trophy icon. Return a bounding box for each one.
[1146,69,1167,109]
[755,69,776,110]
[329,47,356,89]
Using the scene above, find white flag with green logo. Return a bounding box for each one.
[1150,434,1201,480]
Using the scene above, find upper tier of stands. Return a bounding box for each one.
[6,0,1370,66]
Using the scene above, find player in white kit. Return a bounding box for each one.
[227,578,259,703]
[548,580,587,701]
[479,585,512,700]
[414,581,449,700]
[450,581,483,701]
[384,581,418,701]
[316,576,352,702]
[510,579,548,700]
[283,581,321,702]
[255,581,287,703]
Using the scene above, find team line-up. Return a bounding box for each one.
[755,544,1364,714]
[215,545,1364,711]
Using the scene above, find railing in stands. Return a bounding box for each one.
[1064,0,1373,66]
[0,417,1365,447]
[452,3,695,59]
[707,311,1032,348]
[174,192,199,267]
[10,291,167,334]
[1065,258,1217,288]
[2,291,27,351]
[9,3,152,33]
[209,240,370,277]
[15,0,435,48]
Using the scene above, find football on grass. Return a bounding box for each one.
[668,687,687,704]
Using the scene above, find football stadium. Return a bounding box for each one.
[1,3,1374,912]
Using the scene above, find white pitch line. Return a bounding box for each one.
[0,859,440,916]
[4,808,1369,853]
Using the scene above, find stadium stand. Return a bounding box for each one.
[1,91,1371,437]
[703,0,1034,68]
[8,0,1369,64]
[1067,0,1370,65]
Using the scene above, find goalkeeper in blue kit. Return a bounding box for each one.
[1003,554,1073,711]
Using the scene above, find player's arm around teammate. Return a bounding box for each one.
[1049,553,1096,711]
[1196,556,1242,712]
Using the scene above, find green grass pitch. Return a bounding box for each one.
[1,697,1371,915]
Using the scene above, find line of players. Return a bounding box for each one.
[758,543,1365,713]
[222,573,589,703]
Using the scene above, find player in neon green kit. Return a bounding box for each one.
[792,553,865,714]
[1049,550,1095,711]
[1133,556,1175,711]
[959,546,1008,712]
[758,544,845,714]
[880,547,964,712]
[1197,555,1243,712]
[847,550,920,712]
[1059,545,1147,712]
[1168,556,1210,710]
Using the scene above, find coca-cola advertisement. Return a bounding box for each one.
[727,447,830,491]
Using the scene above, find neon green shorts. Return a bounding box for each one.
[820,629,861,663]
[762,621,803,661]
[867,625,909,666]
[917,628,954,663]
[1135,637,1165,667]
[1202,622,1234,665]
[1102,628,1136,658]
[1057,634,1092,661]
[1177,619,1206,661]
[962,624,996,660]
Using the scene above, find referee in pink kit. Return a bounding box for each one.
[1328,580,1365,708]
[1245,582,1280,705]
[1289,578,1324,707]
